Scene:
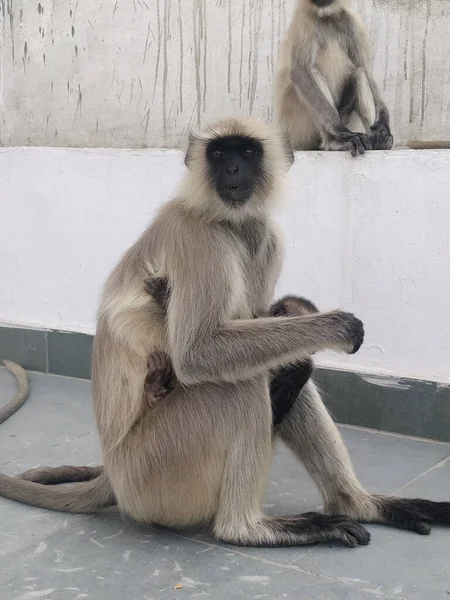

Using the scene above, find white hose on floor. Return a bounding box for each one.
[0,360,30,424]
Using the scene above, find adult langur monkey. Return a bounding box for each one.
[1,118,449,547]
[275,0,394,156]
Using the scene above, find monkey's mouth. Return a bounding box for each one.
[311,0,335,6]
[228,186,241,195]
[222,186,252,205]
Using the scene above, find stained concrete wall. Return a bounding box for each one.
[1,0,450,149]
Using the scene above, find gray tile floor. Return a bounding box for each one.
[1,367,449,600]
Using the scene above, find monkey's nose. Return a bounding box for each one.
[226,165,239,175]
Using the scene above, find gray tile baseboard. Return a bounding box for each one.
[0,325,93,380]
[1,324,449,442]
[314,369,450,444]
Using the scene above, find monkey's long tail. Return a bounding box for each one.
[0,360,30,424]
[20,465,104,485]
[0,471,116,513]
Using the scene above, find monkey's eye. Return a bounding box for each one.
[211,150,223,159]
[243,148,256,157]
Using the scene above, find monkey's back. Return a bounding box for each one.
[92,213,171,452]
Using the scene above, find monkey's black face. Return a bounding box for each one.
[206,135,264,206]
[311,0,335,7]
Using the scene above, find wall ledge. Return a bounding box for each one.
[2,146,450,158]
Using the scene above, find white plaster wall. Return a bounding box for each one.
[1,0,450,149]
[1,148,449,382]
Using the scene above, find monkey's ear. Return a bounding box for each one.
[184,132,199,168]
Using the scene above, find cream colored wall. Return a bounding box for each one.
[1,0,449,149]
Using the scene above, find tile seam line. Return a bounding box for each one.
[339,423,450,447]
[392,455,450,496]
[161,529,407,599]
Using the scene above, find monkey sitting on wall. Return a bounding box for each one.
[275,0,394,156]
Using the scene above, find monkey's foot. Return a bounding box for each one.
[219,513,371,548]
[145,351,175,400]
[323,131,372,157]
[375,496,450,535]
[328,492,450,535]
[285,512,371,547]
[370,120,394,150]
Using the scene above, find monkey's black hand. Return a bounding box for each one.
[326,127,372,157]
[370,118,393,150]
[328,311,365,354]
[145,277,170,312]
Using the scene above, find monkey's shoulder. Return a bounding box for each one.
[144,201,231,264]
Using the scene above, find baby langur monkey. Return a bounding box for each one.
[143,276,319,425]
[275,0,394,156]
